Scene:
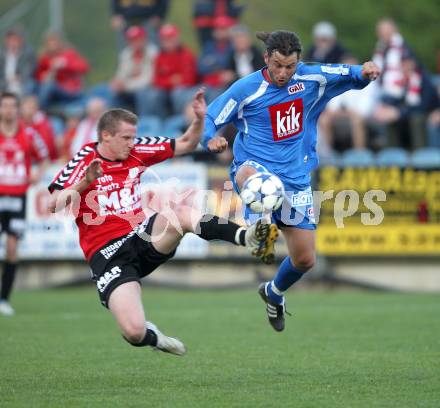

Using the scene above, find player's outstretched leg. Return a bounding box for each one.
[147,192,279,264]
[194,214,279,264]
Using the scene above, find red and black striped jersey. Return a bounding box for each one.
[48,136,175,260]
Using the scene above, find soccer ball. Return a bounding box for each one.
[240,172,285,213]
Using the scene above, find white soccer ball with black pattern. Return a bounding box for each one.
[240,172,285,213]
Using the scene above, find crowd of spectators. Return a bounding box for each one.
[312,19,440,159]
[0,0,439,166]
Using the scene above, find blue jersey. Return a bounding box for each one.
[202,61,371,184]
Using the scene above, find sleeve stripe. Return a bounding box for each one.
[53,146,94,187]
[214,98,237,125]
[135,136,171,145]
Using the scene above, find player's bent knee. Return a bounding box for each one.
[236,165,258,190]
[121,320,146,344]
[294,254,316,272]
[174,205,201,232]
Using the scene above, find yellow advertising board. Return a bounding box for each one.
[317,225,440,255]
[316,166,440,256]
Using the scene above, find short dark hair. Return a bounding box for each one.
[0,91,20,106]
[97,108,138,141]
[256,30,302,57]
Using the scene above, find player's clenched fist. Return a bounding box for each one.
[361,61,381,81]
[207,136,228,153]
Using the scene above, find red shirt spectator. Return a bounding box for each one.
[152,24,197,91]
[192,0,244,46]
[35,32,89,94]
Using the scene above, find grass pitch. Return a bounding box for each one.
[1,287,439,407]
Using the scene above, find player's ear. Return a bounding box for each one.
[264,50,269,65]
[101,130,112,142]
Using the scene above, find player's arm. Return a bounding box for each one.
[201,83,242,153]
[174,88,207,156]
[311,61,381,101]
[48,158,102,213]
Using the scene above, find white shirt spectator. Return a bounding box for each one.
[326,81,379,118]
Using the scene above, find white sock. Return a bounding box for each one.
[235,227,246,245]
[270,281,284,296]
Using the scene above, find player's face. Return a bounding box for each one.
[0,97,19,122]
[108,121,136,160]
[265,51,300,87]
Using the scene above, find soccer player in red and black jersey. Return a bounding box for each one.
[0,92,49,316]
[48,89,276,355]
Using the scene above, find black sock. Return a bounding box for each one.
[195,214,246,246]
[124,329,158,347]
[1,262,17,301]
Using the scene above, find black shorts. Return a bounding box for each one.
[89,214,176,308]
[0,195,26,238]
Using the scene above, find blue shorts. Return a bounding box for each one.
[230,160,317,230]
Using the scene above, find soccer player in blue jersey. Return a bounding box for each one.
[201,30,380,331]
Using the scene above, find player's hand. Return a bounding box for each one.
[192,87,207,121]
[207,136,228,153]
[85,159,103,184]
[361,61,381,81]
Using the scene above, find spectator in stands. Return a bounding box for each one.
[372,49,438,150]
[0,27,35,96]
[149,24,198,117]
[192,0,245,46]
[110,26,158,116]
[305,21,349,64]
[198,15,236,102]
[427,84,440,149]
[66,97,107,158]
[35,31,89,111]
[110,0,169,48]
[427,109,440,148]
[21,95,58,161]
[59,112,82,163]
[372,19,412,102]
[228,25,264,79]
[318,56,378,154]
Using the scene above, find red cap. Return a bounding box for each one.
[213,16,236,29]
[125,26,146,41]
[159,24,180,39]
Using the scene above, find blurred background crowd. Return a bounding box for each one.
[1,0,440,167]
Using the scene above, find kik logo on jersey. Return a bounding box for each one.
[269,99,303,141]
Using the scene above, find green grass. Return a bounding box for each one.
[1,287,439,407]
